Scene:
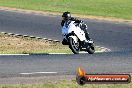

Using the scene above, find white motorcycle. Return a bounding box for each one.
[61,21,95,54]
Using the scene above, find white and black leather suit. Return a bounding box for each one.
[61,17,90,40]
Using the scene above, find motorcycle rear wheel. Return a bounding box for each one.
[87,43,95,54]
[69,37,80,54]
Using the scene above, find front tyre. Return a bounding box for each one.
[69,37,80,54]
[87,44,95,54]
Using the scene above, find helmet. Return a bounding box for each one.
[62,12,71,20]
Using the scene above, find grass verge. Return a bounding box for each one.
[0,0,132,20]
[0,33,101,54]
[0,33,71,54]
[0,80,131,88]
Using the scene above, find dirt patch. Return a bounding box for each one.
[0,33,71,54]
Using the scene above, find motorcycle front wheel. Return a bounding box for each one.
[69,37,80,54]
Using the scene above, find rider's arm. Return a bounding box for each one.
[70,17,82,23]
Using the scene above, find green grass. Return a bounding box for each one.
[0,80,131,88]
[0,0,132,19]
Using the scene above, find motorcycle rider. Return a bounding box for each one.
[61,12,91,45]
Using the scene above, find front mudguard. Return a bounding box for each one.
[69,35,78,43]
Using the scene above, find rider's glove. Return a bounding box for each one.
[75,20,82,23]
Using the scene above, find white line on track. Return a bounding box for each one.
[49,53,69,54]
[0,54,29,56]
[20,72,58,75]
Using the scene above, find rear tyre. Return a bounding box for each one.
[69,37,80,54]
[87,44,95,54]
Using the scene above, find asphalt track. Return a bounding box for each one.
[0,9,132,78]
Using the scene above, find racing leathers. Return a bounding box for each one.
[61,17,90,41]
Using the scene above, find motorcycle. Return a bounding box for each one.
[61,21,95,54]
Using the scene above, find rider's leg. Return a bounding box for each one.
[85,32,90,40]
[83,29,90,40]
[62,38,69,45]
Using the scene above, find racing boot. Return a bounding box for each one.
[85,32,93,43]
